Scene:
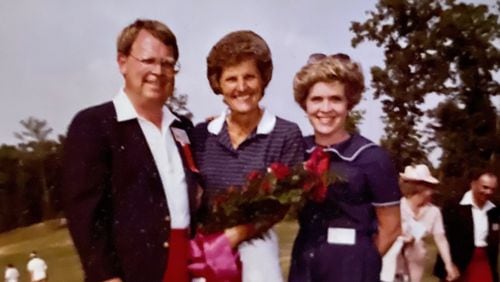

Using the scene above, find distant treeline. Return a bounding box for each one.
[0,136,64,232]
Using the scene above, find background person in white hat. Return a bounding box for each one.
[396,164,459,282]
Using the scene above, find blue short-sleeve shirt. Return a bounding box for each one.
[190,109,304,202]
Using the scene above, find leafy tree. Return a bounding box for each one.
[14,117,53,143]
[15,117,61,221]
[346,109,365,134]
[351,0,499,179]
[0,145,23,231]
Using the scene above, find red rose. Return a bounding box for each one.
[261,180,272,193]
[246,171,262,182]
[212,194,228,208]
[269,163,290,180]
[304,147,330,175]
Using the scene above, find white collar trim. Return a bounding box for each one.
[460,190,496,211]
[112,88,178,124]
[207,107,276,135]
[306,142,377,162]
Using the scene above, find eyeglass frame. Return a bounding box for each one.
[128,53,180,74]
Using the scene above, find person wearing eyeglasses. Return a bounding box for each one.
[288,53,402,282]
[61,19,200,282]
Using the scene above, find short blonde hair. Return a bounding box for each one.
[293,53,364,110]
[117,19,179,61]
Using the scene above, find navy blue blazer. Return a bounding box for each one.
[61,102,200,282]
[434,199,499,282]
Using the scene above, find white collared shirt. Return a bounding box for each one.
[207,107,277,135]
[460,190,496,247]
[113,89,190,228]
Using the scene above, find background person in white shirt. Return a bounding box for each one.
[26,252,47,282]
[4,263,20,282]
[434,169,499,282]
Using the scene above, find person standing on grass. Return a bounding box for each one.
[4,263,20,282]
[434,169,499,282]
[27,252,47,282]
[288,53,402,282]
[191,30,304,282]
[395,164,459,282]
[61,19,201,282]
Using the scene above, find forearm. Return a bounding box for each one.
[376,224,401,255]
[103,278,123,282]
[224,219,276,248]
[375,205,402,256]
[224,203,288,248]
[434,233,454,267]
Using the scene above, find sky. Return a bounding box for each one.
[0,0,496,147]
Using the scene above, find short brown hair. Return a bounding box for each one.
[206,30,273,95]
[117,19,179,61]
[293,53,364,110]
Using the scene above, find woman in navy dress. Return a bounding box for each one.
[191,30,304,282]
[288,53,402,282]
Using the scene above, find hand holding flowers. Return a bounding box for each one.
[198,146,335,233]
[188,147,338,282]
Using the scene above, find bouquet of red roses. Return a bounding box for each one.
[188,147,338,281]
[197,146,336,233]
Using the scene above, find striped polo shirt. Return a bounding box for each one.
[190,109,305,202]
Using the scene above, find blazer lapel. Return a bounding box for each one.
[458,204,475,247]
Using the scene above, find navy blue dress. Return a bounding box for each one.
[289,134,401,282]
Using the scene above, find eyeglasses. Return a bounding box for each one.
[129,53,180,74]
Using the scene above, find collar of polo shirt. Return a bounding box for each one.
[207,107,277,135]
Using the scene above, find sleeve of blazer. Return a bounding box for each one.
[61,107,121,281]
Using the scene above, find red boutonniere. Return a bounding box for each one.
[171,127,199,173]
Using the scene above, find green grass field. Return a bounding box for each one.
[0,220,440,282]
[0,220,82,282]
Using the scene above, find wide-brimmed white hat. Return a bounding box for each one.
[399,164,439,184]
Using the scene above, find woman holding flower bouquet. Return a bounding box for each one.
[288,53,402,282]
[190,30,304,282]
